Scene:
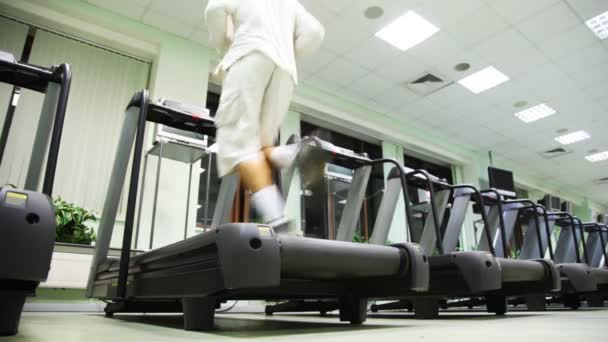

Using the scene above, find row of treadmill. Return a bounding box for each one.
[0,53,607,335]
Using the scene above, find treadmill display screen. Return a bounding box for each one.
[488,167,515,193]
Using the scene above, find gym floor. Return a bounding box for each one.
[5,309,608,342]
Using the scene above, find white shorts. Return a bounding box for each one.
[215,52,295,177]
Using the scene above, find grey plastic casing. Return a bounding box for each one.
[0,188,55,282]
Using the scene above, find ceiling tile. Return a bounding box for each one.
[346,72,396,99]
[537,25,599,61]
[473,29,534,62]
[148,0,205,26]
[567,62,608,90]
[374,52,432,84]
[432,50,488,81]
[491,46,550,78]
[321,15,374,55]
[142,9,196,37]
[86,0,150,20]
[315,59,370,87]
[446,5,509,48]
[337,0,417,35]
[298,0,336,25]
[317,0,352,14]
[378,86,421,110]
[342,36,401,71]
[486,0,560,24]
[556,43,608,76]
[516,2,581,45]
[565,0,608,19]
[407,32,464,67]
[298,49,338,77]
[410,0,484,27]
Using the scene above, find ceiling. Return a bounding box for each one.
[83,0,608,205]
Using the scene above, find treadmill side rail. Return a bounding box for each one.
[216,224,281,289]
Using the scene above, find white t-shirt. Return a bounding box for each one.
[205,0,324,84]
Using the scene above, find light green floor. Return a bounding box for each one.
[3,309,608,342]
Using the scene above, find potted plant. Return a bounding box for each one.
[53,198,97,245]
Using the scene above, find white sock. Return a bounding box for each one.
[268,144,298,169]
[250,185,285,224]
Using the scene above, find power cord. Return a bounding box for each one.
[215,301,239,313]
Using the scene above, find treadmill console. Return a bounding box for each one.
[305,137,371,168]
[159,99,211,120]
[155,99,212,148]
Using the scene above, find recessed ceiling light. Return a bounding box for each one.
[364,6,384,20]
[375,11,439,51]
[454,63,471,72]
[585,10,608,40]
[555,130,591,145]
[514,103,557,123]
[586,151,608,163]
[457,66,509,94]
[514,101,528,108]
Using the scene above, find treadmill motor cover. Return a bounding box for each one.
[0,188,55,282]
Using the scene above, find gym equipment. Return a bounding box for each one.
[583,223,608,306]
[479,195,597,310]
[584,223,608,269]
[370,168,559,317]
[265,137,431,316]
[0,51,71,335]
[87,90,429,331]
[134,103,212,249]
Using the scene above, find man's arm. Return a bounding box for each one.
[294,2,325,58]
[205,0,236,50]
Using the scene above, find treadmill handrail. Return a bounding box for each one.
[0,51,72,196]
[481,195,548,260]
[571,217,590,265]
[405,169,445,255]
[0,55,60,92]
[366,160,415,240]
[582,223,608,267]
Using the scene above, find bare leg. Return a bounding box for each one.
[238,156,287,228]
[237,157,273,193]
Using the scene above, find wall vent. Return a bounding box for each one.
[539,147,572,159]
[405,70,453,96]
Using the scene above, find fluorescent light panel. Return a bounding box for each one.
[555,130,591,145]
[586,151,608,163]
[586,10,608,40]
[375,11,439,51]
[514,103,557,123]
[458,66,510,94]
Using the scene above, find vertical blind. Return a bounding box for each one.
[0,17,28,159]
[0,29,150,214]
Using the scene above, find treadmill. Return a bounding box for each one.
[552,220,608,307]
[87,90,430,331]
[584,223,608,305]
[480,197,595,310]
[0,51,71,335]
[370,167,558,317]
